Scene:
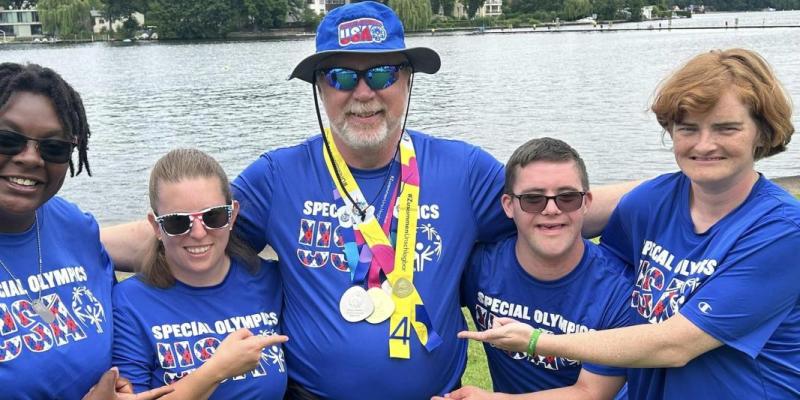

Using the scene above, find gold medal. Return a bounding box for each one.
[393,277,414,299]
[366,287,395,324]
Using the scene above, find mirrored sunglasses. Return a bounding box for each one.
[0,129,75,164]
[320,64,409,91]
[156,204,233,236]
[511,192,586,214]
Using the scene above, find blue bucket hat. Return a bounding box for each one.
[289,1,441,83]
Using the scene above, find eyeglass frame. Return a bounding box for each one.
[0,129,76,164]
[154,204,234,237]
[509,191,587,214]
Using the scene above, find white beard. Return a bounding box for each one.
[330,100,404,152]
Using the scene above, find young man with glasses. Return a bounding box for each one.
[436,137,633,400]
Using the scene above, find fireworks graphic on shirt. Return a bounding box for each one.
[264,345,286,373]
[71,286,106,333]
[415,224,443,272]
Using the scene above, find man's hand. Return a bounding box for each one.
[202,329,289,382]
[432,385,502,400]
[82,367,174,400]
[458,317,533,353]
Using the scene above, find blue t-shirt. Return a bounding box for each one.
[462,236,633,394]
[0,197,115,399]
[112,259,286,399]
[232,131,513,400]
[601,172,800,399]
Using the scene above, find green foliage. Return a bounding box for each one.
[627,0,643,21]
[145,0,297,38]
[465,0,486,18]
[388,0,432,31]
[105,0,147,27]
[562,0,591,20]
[300,6,321,31]
[243,0,289,30]
[37,0,93,36]
[148,0,237,39]
[593,0,622,20]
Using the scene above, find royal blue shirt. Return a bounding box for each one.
[113,259,286,399]
[233,131,514,400]
[0,197,115,399]
[462,236,633,394]
[601,172,800,399]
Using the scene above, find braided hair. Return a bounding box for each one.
[0,62,91,176]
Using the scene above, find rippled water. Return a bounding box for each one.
[2,10,799,224]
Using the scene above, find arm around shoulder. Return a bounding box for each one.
[101,220,154,272]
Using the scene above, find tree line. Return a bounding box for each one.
[3,0,798,39]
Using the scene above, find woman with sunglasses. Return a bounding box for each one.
[457,48,799,399]
[0,62,173,400]
[112,148,288,399]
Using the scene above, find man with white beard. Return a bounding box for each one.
[231,4,513,398]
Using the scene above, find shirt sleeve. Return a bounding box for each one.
[460,244,485,308]
[112,283,156,393]
[467,145,515,243]
[232,153,276,252]
[582,257,636,377]
[680,218,800,358]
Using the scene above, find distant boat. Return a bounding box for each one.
[575,17,596,24]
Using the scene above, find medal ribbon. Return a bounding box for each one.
[322,129,441,358]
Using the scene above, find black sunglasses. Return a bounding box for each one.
[155,205,233,236]
[511,192,586,214]
[0,129,76,164]
[320,64,409,91]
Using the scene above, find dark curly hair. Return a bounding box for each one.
[0,62,91,176]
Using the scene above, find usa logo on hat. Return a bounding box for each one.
[338,18,388,47]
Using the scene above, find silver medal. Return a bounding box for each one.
[339,286,374,322]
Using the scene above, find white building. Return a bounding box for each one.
[90,9,144,34]
[452,0,503,19]
[0,7,43,39]
[641,5,654,20]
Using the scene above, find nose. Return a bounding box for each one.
[13,140,45,165]
[540,197,562,215]
[188,216,208,239]
[351,76,376,101]
[693,129,718,153]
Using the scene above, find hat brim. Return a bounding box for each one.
[289,47,441,83]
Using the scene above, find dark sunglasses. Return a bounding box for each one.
[320,64,409,91]
[0,129,76,164]
[511,192,586,214]
[155,204,233,236]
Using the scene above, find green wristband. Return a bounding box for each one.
[527,328,542,356]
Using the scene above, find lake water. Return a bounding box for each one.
[2,10,799,224]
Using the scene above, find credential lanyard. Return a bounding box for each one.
[322,129,442,358]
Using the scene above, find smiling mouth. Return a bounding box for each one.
[186,245,211,255]
[6,177,40,187]
[537,223,566,230]
[690,156,725,161]
[349,110,382,118]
